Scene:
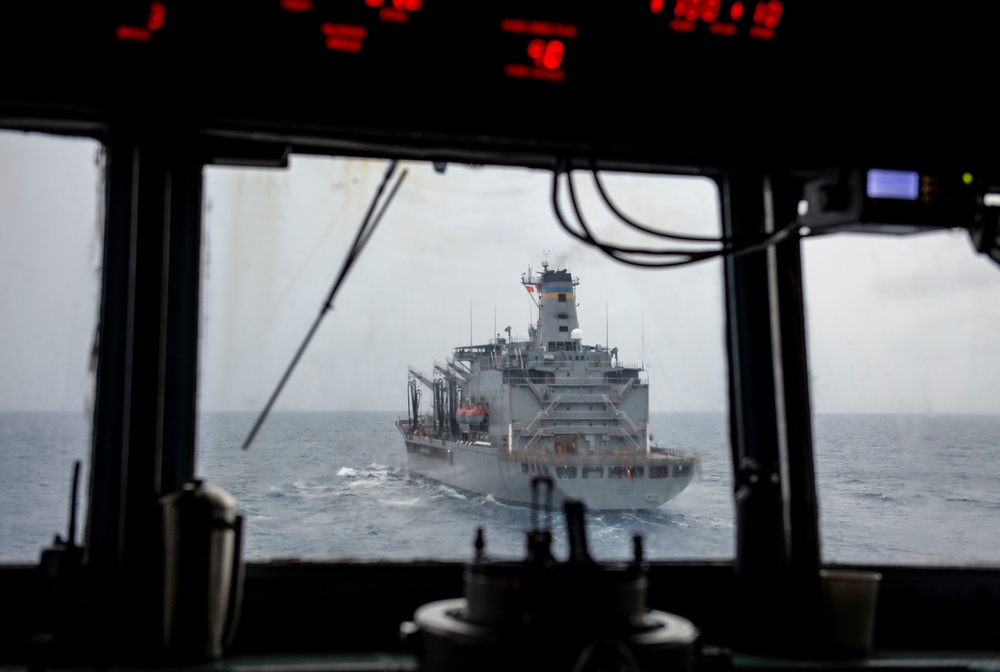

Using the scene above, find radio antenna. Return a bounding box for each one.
[242,160,407,450]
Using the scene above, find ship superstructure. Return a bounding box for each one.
[398,259,696,510]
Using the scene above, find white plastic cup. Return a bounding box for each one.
[820,569,882,656]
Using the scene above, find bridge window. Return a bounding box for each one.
[194,155,728,562]
[0,131,102,563]
[804,230,1000,565]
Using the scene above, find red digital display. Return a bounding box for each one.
[501,18,577,83]
[655,0,782,40]
[527,39,564,70]
[749,0,782,38]
[115,1,167,42]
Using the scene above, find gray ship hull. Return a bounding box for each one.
[399,422,695,510]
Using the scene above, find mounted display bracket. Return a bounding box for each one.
[799,169,1000,268]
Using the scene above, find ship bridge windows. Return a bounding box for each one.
[581,466,604,479]
[649,465,671,479]
[609,466,645,479]
[559,326,568,332]
[556,466,577,479]
[558,293,567,302]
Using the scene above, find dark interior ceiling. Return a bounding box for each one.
[2,1,994,173]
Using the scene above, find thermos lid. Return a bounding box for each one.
[160,478,237,523]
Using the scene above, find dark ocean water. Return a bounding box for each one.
[3,411,999,566]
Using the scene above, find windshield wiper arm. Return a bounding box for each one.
[242,160,408,451]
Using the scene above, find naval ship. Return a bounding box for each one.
[397,259,697,510]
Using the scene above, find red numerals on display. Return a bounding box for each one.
[501,18,576,82]
[749,0,782,36]
[752,0,782,27]
[527,39,564,70]
[674,0,721,22]
[116,2,167,42]
[659,0,781,38]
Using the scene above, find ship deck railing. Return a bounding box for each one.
[506,448,695,464]
[526,410,621,421]
[536,378,648,387]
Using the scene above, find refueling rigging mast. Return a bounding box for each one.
[2,1,1000,669]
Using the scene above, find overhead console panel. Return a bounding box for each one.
[2,1,996,170]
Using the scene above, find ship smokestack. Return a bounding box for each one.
[536,266,580,351]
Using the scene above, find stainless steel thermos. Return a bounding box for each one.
[161,479,244,661]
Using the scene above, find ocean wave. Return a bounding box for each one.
[945,495,1000,508]
[858,491,895,502]
[290,479,338,498]
[434,485,467,500]
[339,465,391,490]
[378,497,422,507]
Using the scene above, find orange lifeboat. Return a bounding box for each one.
[465,404,487,424]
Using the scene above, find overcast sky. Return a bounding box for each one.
[2,130,999,415]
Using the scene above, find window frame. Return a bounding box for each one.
[2,127,1000,662]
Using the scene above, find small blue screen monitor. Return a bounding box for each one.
[866,169,920,200]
